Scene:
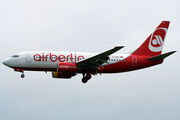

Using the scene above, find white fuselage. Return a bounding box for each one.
[3,51,129,71]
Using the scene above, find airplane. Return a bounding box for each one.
[2,21,176,83]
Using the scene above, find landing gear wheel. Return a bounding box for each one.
[82,77,88,83]
[21,74,25,78]
[81,73,92,83]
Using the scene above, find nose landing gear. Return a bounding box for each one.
[21,73,25,78]
[14,69,25,78]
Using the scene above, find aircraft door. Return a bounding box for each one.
[132,56,137,66]
[26,53,31,62]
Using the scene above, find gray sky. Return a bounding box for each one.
[0,0,180,120]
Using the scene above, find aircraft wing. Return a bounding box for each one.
[77,46,124,70]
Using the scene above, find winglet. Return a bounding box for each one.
[115,46,124,48]
[148,51,176,61]
[114,46,124,51]
[98,46,124,56]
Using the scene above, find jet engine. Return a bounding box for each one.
[57,62,77,72]
[52,71,76,78]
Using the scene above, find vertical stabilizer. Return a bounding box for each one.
[132,21,170,56]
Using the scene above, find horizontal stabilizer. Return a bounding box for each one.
[148,51,176,61]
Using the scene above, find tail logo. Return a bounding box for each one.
[152,35,163,46]
[149,28,167,52]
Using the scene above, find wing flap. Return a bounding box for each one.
[90,62,103,67]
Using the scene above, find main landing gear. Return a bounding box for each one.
[82,73,92,83]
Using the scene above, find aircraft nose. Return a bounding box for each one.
[2,58,10,66]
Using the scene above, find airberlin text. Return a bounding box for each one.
[33,52,84,62]
[59,65,77,69]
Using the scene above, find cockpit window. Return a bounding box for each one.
[11,54,19,58]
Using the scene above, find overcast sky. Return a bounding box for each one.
[0,0,180,120]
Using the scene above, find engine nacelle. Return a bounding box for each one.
[57,62,77,72]
[52,71,75,78]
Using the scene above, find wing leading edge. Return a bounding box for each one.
[77,46,124,70]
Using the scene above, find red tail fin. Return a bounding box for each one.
[132,21,170,56]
